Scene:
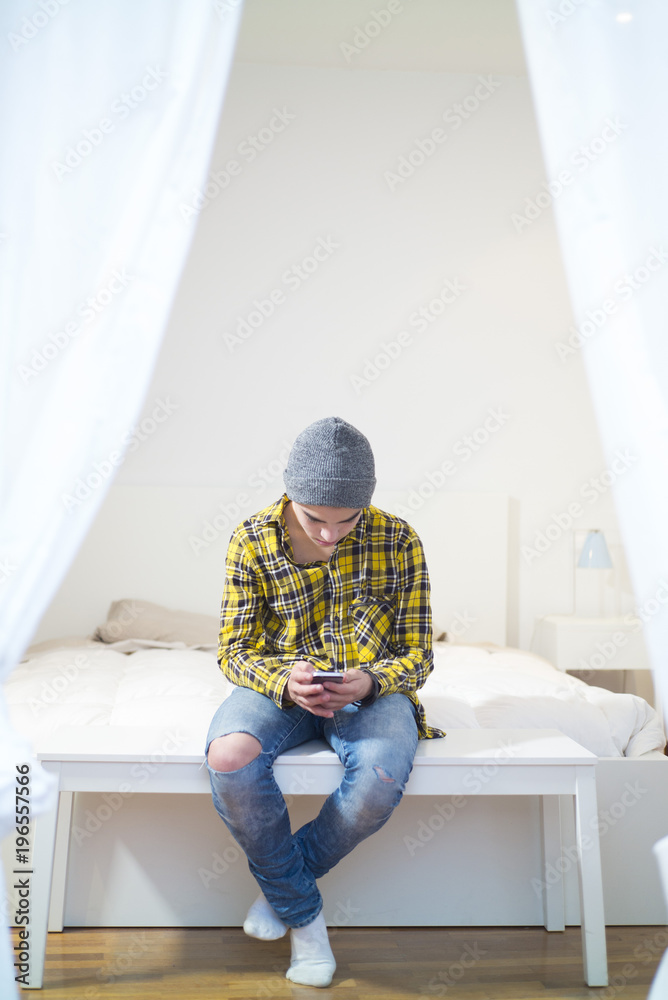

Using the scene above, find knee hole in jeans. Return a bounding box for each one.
[207,733,262,772]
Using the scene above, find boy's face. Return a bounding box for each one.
[291,503,362,548]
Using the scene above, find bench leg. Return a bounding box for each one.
[23,764,61,990]
[540,794,565,931]
[48,792,73,932]
[574,767,608,987]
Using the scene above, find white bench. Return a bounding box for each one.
[25,727,608,989]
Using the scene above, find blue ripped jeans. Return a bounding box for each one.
[205,686,418,928]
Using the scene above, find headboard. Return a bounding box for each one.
[32,487,519,647]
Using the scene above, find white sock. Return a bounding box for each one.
[243,894,287,940]
[286,911,336,988]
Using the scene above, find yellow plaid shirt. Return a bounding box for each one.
[218,495,443,739]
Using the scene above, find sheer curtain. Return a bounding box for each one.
[516,4,668,990]
[515,2,668,709]
[0,2,242,994]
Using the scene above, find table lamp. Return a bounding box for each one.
[577,530,613,570]
[575,529,613,616]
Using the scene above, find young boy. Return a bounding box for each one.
[205,417,442,988]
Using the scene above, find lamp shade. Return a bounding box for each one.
[577,530,613,569]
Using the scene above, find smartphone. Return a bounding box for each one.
[312,671,346,684]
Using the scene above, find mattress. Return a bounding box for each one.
[5,640,666,759]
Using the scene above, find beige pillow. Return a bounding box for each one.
[95,599,219,647]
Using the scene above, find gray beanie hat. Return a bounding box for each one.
[283,417,376,507]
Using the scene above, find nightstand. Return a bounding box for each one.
[532,614,649,673]
[531,614,658,714]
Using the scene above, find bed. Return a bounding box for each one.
[2,487,667,931]
[5,631,664,761]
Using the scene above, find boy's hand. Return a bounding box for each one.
[287,661,373,718]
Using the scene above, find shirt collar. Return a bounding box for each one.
[255,494,290,526]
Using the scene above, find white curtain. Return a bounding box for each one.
[0,1,242,994]
[514,1,668,709]
[515,4,668,990]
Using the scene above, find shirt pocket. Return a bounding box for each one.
[349,595,396,660]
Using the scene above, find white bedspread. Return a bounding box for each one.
[5,645,229,748]
[4,641,666,759]
[424,643,666,758]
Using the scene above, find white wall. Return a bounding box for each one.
[85,55,630,652]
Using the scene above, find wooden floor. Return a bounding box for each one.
[15,925,666,999]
